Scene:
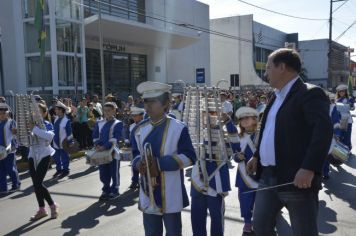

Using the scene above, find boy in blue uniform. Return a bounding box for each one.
[52,101,73,179]
[0,103,20,194]
[336,84,354,149]
[93,102,123,201]
[190,110,240,236]
[128,106,145,190]
[324,93,341,179]
[131,81,196,236]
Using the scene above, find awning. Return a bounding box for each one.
[84,14,200,49]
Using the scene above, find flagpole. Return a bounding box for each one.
[98,0,106,103]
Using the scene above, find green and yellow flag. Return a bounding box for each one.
[34,0,46,61]
[348,75,353,97]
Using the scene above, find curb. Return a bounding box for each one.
[16,151,87,172]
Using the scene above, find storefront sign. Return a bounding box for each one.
[103,43,126,52]
[196,68,205,83]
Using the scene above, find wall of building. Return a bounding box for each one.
[299,39,349,89]
[299,39,329,87]
[210,15,264,87]
[253,21,287,50]
[166,0,210,85]
[85,0,210,88]
[0,0,27,95]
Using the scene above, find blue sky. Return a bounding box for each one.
[197,0,356,57]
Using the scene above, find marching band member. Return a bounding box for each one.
[28,103,58,221]
[128,106,145,189]
[52,101,73,179]
[92,102,123,201]
[171,93,184,120]
[220,91,233,117]
[336,84,354,150]
[323,93,341,179]
[0,103,20,194]
[190,111,240,236]
[233,107,259,233]
[131,81,196,236]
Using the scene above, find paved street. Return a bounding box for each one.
[0,129,356,236]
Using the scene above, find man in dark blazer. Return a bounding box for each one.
[247,48,333,236]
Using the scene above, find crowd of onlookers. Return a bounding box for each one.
[0,88,273,158]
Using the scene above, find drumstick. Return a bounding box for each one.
[242,182,294,194]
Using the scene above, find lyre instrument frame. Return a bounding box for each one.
[183,86,234,191]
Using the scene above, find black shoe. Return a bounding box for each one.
[0,190,8,195]
[58,171,70,179]
[99,193,110,201]
[53,171,62,178]
[129,182,139,189]
[9,185,21,193]
[108,192,120,200]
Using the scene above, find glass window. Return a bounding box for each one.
[26,56,52,87]
[56,20,82,53]
[83,0,145,23]
[58,55,82,86]
[24,20,51,53]
[22,0,49,18]
[55,0,82,20]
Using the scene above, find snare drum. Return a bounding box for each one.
[328,139,350,165]
[119,148,133,162]
[0,146,8,160]
[86,149,113,166]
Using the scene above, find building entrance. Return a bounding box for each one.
[86,48,147,99]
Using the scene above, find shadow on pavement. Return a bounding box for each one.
[345,154,356,169]
[323,160,356,211]
[4,218,53,236]
[68,166,98,180]
[61,189,138,235]
[9,178,60,200]
[317,200,337,234]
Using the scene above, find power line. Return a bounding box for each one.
[334,19,356,41]
[236,0,328,21]
[311,20,330,39]
[332,0,350,13]
[76,0,293,51]
[77,0,265,46]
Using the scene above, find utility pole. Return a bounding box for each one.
[328,0,347,89]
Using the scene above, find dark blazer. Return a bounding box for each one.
[255,78,333,190]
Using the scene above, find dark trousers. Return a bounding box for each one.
[29,156,54,208]
[253,167,319,236]
[131,165,139,183]
[99,159,120,194]
[53,148,70,172]
[341,123,352,149]
[143,212,182,236]
[0,153,20,191]
[78,122,90,149]
[191,192,225,236]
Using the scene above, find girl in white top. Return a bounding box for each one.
[28,103,58,221]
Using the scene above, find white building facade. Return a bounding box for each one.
[0,0,210,98]
[210,15,298,88]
